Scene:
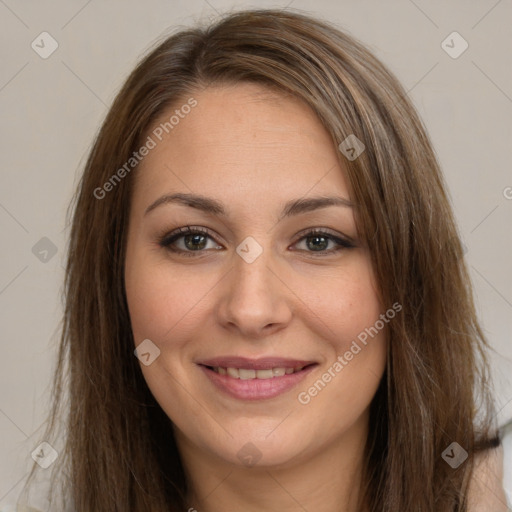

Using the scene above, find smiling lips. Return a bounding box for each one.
[215,366,302,379]
[197,356,318,400]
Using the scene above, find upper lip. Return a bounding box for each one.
[197,356,317,370]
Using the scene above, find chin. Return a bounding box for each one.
[207,424,317,470]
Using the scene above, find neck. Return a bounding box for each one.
[176,412,370,512]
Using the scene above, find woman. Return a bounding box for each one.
[17,8,508,511]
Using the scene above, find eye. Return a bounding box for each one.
[291,228,355,256]
[159,226,223,256]
[158,226,355,257]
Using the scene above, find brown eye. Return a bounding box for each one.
[159,226,223,256]
[292,229,355,256]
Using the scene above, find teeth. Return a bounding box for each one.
[239,369,256,380]
[213,366,305,379]
[226,367,239,378]
[255,369,273,379]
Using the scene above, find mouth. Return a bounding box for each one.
[205,364,311,379]
[196,357,318,401]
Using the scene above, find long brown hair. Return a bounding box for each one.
[19,8,499,511]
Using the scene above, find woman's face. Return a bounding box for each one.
[124,82,387,469]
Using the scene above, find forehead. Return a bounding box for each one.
[133,82,351,210]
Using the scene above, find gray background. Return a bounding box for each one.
[1,0,511,508]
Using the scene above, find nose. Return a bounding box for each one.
[216,243,293,339]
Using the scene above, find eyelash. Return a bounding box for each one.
[158,226,355,258]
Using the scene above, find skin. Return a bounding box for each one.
[468,445,508,511]
[124,82,388,512]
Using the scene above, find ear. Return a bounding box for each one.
[467,443,509,511]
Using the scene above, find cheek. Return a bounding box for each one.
[125,257,168,343]
[125,248,243,404]
[291,256,383,354]
[292,258,387,403]
[125,247,211,344]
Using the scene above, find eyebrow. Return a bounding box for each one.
[144,192,354,220]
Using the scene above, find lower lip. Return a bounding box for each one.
[198,364,317,401]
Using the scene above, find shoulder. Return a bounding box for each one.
[467,441,509,511]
